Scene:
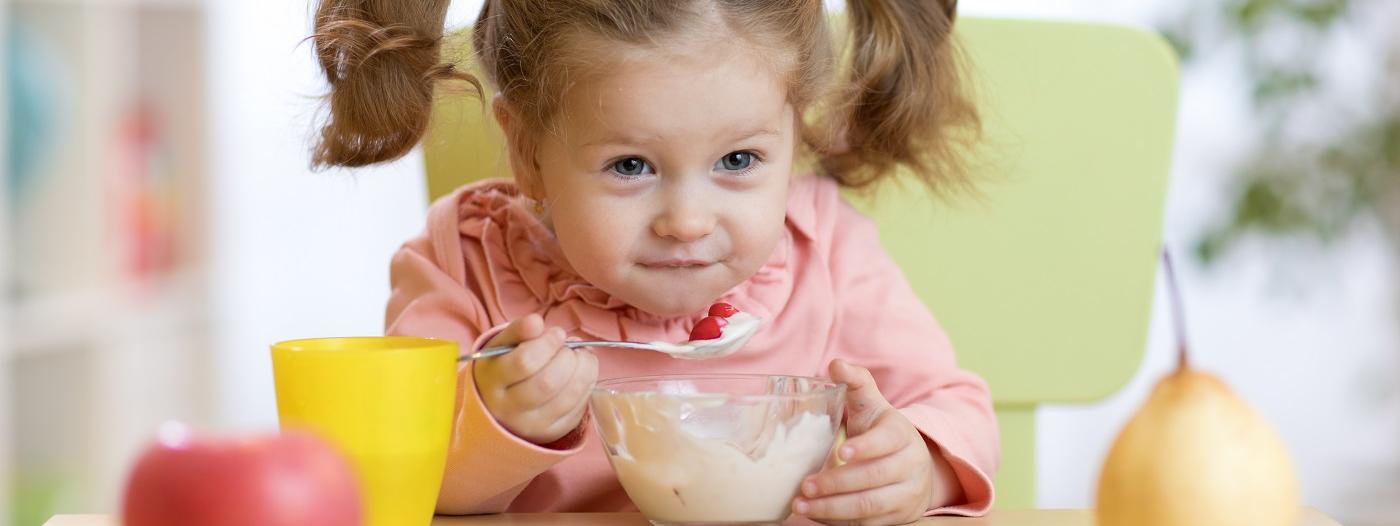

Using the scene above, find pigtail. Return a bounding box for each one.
[310,0,481,168]
[821,0,980,193]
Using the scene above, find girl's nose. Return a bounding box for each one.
[651,192,715,243]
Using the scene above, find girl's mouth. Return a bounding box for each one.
[638,258,715,268]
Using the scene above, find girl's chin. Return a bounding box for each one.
[600,270,748,318]
[614,289,723,319]
[627,298,714,318]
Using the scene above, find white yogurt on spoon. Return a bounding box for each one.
[648,311,762,360]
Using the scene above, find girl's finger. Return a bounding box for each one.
[535,352,597,440]
[507,337,578,406]
[547,379,594,437]
[802,448,910,499]
[835,411,909,463]
[794,481,908,521]
[493,326,566,386]
[534,351,594,418]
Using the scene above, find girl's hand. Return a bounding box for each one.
[793,360,962,525]
[472,314,599,445]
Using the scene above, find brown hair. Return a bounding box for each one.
[310,0,979,192]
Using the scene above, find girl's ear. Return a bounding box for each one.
[492,94,545,199]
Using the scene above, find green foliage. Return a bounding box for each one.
[1230,0,1347,30]
[1165,0,1400,263]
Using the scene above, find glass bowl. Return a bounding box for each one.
[590,374,845,526]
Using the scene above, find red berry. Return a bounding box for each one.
[689,316,725,340]
[708,302,739,318]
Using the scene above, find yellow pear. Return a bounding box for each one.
[1096,251,1299,525]
[1095,365,1299,526]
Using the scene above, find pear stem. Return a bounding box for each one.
[1161,248,1190,371]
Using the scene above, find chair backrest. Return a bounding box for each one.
[423,17,1179,508]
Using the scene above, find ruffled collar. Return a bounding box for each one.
[451,179,798,345]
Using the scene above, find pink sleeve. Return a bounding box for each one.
[823,193,1000,516]
[385,197,584,514]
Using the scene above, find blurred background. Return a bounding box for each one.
[1,0,1396,525]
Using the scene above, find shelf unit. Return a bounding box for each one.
[3,3,14,525]
[5,1,212,524]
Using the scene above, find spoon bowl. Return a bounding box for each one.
[457,314,762,362]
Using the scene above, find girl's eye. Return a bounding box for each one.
[610,157,652,177]
[716,151,754,172]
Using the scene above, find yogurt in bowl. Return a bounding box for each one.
[590,374,846,525]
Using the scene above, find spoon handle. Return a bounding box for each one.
[457,340,660,362]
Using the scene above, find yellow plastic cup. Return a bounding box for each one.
[271,337,457,526]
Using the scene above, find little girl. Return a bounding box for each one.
[311,0,998,523]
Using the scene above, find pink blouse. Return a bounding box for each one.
[385,175,999,516]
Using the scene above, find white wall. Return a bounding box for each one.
[206,1,1400,524]
[206,0,430,430]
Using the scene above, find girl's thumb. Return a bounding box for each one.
[829,359,889,434]
[485,314,545,347]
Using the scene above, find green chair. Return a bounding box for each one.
[423,18,1178,509]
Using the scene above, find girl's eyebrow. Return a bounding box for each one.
[578,125,779,150]
[729,127,781,142]
[580,130,663,149]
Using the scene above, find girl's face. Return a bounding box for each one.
[519,39,796,318]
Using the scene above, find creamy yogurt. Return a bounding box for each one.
[593,393,837,524]
[648,312,762,360]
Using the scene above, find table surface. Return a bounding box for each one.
[45,508,1343,525]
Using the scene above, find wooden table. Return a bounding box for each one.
[45,508,1343,525]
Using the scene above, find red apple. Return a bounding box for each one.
[122,422,362,526]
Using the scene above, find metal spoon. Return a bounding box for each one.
[457,314,762,362]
